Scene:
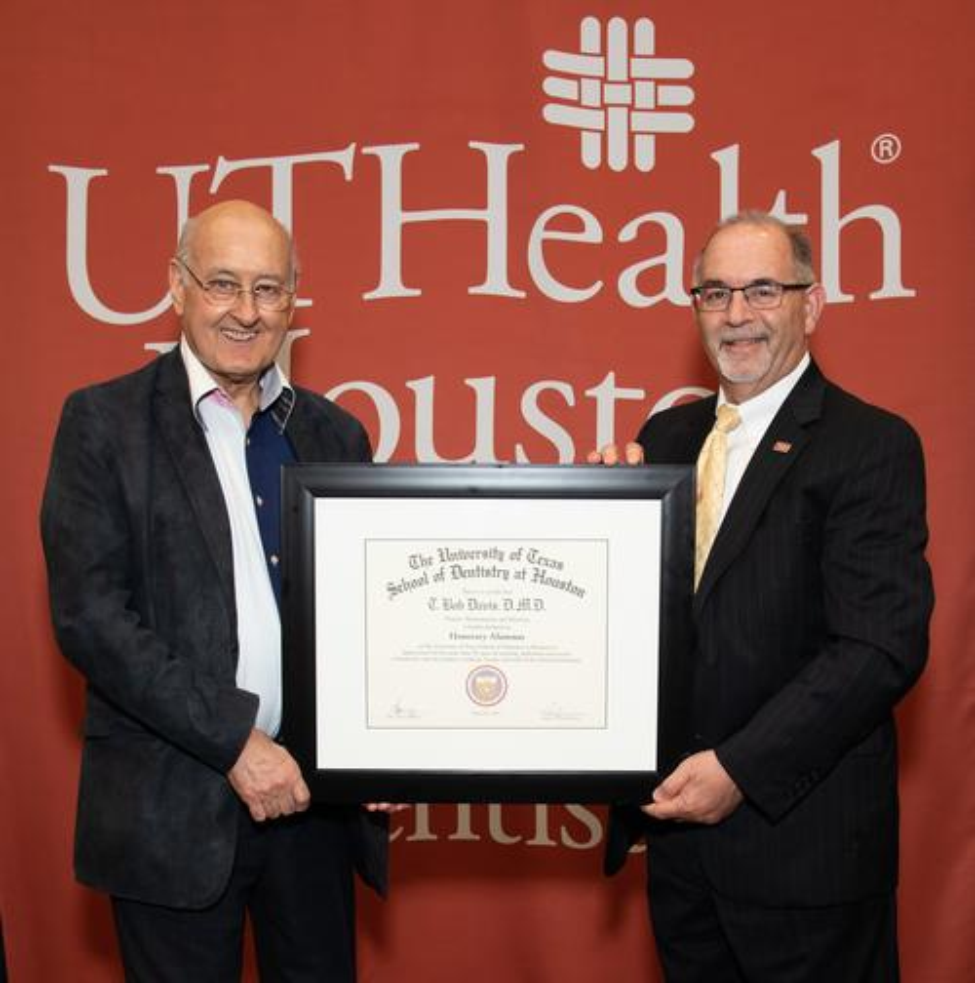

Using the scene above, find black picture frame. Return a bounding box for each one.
[281,463,694,803]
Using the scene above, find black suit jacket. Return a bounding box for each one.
[607,361,933,906]
[41,348,387,908]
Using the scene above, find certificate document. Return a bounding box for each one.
[313,495,662,775]
[281,463,695,802]
[364,538,609,729]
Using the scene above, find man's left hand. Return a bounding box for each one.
[228,729,311,822]
[642,750,743,825]
[363,803,411,814]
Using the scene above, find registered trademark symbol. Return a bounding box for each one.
[871,133,902,164]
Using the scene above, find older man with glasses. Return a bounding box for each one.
[596,211,933,982]
[42,200,390,982]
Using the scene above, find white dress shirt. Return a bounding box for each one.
[181,337,290,737]
[717,353,810,525]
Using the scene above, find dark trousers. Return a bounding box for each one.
[646,828,899,983]
[113,806,356,983]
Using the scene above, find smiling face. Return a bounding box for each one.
[693,221,824,403]
[169,201,295,405]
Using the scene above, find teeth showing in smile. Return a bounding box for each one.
[723,337,764,348]
[222,328,259,342]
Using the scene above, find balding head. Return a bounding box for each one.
[168,200,298,411]
[176,200,298,289]
[693,210,815,287]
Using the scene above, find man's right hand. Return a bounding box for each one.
[228,729,311,822]
[586,442,645,466]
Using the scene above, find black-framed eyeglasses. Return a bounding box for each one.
[690,280,812,312]
[176,258,295,312]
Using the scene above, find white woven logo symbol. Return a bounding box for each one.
[542,16,695,172]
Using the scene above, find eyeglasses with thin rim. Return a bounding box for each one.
[176,258,296,312]
[690,280,812,312]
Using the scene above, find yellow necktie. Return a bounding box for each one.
[694,403,741,588]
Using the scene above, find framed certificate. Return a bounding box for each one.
[281,464,694,803]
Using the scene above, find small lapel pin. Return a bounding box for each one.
[772,440,792,454]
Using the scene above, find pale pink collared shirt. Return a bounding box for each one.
[181,337,291,737]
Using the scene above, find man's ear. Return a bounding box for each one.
[803,283,826,338]
[168,260,186,315]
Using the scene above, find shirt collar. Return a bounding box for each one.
[718,352,810,433]
[180,336,295,431]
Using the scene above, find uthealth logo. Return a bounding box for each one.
[542,15,695,172]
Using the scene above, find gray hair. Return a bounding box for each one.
[692,210,816,285]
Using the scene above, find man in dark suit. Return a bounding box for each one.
[598,212,933,981]
[42,200,388,982]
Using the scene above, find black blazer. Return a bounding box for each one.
[41,348,387,908]
[607,361,933,906]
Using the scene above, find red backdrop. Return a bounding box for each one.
[2,1,973,980]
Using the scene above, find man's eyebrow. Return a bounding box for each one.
[202,267,286,282]
[697,277,778,286]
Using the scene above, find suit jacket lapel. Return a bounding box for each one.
[286,393,331,463]
[641,393,715,464]
[285,389,363,463]
[694,362,826,610]
[151,350,237,619]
